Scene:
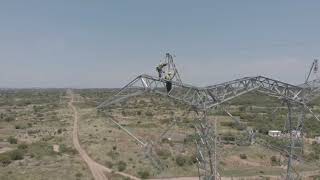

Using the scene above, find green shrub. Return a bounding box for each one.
[0,154,11,166]
[60,144,77,155]
[160,118,171,124]
[184,134,200,144]
[4,116,15,122]
[234,123,246,131]
[145,111,153,117]
[107,150,119,160]
[9,150,24,160]
[75,172,82,177]
[75,172,82,180]
[104,160,113,168]
[312,144,320,154]
[239,154,247,159]
[189,154,198,164]
[138,170,150,179]
[7,136,17,144]
[27,142,55,159]
[117,161,127,172]
[270,156,280,166]
[18,143,28,150]
[156,148,171,159]
[220,121,234,127]
[175,155,188,166]
[239,106,246,112]
[222,135,236,142]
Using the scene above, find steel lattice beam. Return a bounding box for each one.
[98,74,306,110]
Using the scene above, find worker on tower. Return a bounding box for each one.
[165,71,175,93]
[156,62,168,79]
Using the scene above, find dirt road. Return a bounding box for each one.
[68,90,140,180]
[69,90,108,180]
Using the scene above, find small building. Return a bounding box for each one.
[268,130,282,137]
[53,145,60,153]
[316,136,320,144]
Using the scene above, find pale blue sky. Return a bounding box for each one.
[1,1,320,88]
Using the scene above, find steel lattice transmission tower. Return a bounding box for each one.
[97,54,320,180]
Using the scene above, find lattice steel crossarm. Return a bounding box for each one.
[204,76,304,109]
[97,74,206,109]
[97,76,147,109]
[98,75,306,110]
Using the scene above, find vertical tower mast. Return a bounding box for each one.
[305,59,318,83]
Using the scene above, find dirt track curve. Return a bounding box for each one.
[68,90,140,180]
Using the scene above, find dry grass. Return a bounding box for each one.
[0,89,92,180]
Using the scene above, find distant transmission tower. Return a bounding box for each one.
[305,59,318,83]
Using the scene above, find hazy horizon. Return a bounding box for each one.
[1,1,320,88]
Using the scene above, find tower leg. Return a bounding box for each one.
[194,110,220,180]
[286,101,294,180]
